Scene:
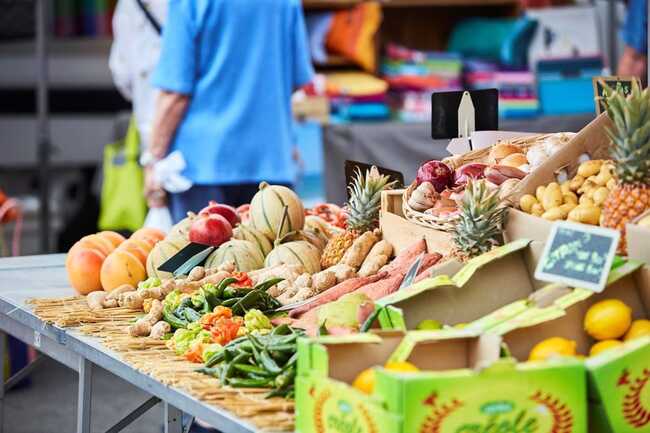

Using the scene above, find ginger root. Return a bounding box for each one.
[119,291,143,310]
[341,231,379,269]
[149,321,171,339]
[128,300,164,337]
[86,291,107,311]
[187,266,205,282]
[358,240,393,277]
[328,264,357,283]
[311,270,337,293]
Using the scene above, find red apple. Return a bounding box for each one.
[199,201,240,227]
[189,214,233,247]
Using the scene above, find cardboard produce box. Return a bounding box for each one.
[374,239,546,330]
[380,190,453,256]
[626,209,650,264]
[505,113,613,245]
[295,331,588,433]
[486,260,650,433]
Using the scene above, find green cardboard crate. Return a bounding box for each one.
[485,261,650,433]
[295,330,588,433]
[374,239,544,331]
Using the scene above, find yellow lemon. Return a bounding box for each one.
[384,361,419,373]
[584,299,632,340]
[624,319,650,341]
[589,340,623,357]
[352,368,376,395]
[528,337,577,361]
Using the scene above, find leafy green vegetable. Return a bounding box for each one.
[201,343,223,363]
[138,277,161,289]
[163,290,184,311]
[244,309,272,333]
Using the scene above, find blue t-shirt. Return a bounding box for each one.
[152,0,314,185]
[622,0,648,54]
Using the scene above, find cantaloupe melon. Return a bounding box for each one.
[167,212,197,244]
[205,240,264,272]
[232,224,273,256]
[146,237,188,280]
[250,183,304,241]
[265,240,321,274]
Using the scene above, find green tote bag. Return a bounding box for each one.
[98,118,147,232]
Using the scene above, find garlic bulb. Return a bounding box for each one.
[408,182,437,211]
[518,163,531,173]
[543,132,576,157]
[526,146,548,167]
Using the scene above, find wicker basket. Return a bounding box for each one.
[402,182,460,232]
[443,134,557,170]
[403,133,574,231]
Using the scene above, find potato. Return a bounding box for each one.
[531,203,544,217]
[579,195,595,206]
[578,180,597,196]
[606,178,617,190]
[542,207,567,221]
[542,184,563,211]
[569,175,585,191]
[519,194,538,213]
[594,169,612,186]
[568,205,601,225]
[536,185,546,203]
[563,192,578,205]
[560,182,571,195]
[592,187,609,206]
[559,202,577,214]
[577,160,603,178]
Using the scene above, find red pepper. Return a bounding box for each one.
[231,271,253,288]
[210,316,242,346]
[184,341,204,363]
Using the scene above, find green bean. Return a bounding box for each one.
[254,277,285,292]
[259,350,282,374]
[220,298,240,307]
[205,349,226,367]
[227,377,273,388]
[233,363,270,376]
[271,324,291,336]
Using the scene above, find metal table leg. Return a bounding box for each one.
[77,358,93,433]
[0,331,5,433]
[164,402,183,433]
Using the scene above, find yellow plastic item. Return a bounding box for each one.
[384,361,420,373]
[584,299,632,341]
[528,337,577,361]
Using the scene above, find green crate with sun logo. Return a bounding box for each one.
[295,330,588,433]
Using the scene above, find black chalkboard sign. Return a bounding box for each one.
[593,76,641,115]
[158,242,214,276]
[431,89,499,139]
[344,160,404,200]
[535,222,620,293]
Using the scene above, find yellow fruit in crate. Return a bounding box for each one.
[520,194,538,213]
[584,299,632,340]
[353,368,376,394]
[563,192,578,205]
[529,337,577,361]
[589,340,623,357]
[536,186,546,203]
[568,205,601,225]
[569,175,585,192]
[592,187,609,206]
[385,361,419,373]
[542,208,566,221]
[531,203,544,217]
[542,183,563,211]
[577,160,603,178]
[624,319,650,341]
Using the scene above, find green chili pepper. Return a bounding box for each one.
[227,377,273,388]
[182,308,202,323]
[223,286,253,299]
[205,349,226,367]
[254,277,284,292]
[162,306,188,329]
[215,277,238,298]
[233,363,270,376]
[220,298,241,308]
[259,350,282,374]
[274,366,295,390]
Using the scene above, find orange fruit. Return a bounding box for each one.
[100,250,146,291]
[97,231,126,249]
[584,299,632,340]
[132,228,165,243]
[117,240,148,266]
[589,340,623,357]
[529,337,577,361]
[352,368,376,395]
[66,248,105,295]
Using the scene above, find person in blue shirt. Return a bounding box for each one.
[618,0,647,85]
[145,0,314,222]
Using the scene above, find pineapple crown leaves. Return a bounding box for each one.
[604,81,650,185]
[452,179,508,259]
[346,166,396,231]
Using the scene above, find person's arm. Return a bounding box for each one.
[291,1,315,91]
[149,91,189,159]
[108,0,134,100]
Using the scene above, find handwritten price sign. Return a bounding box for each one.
[535,222,620,292]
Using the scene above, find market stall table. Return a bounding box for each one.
[0,254,271,433]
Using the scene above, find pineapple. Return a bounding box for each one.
[320,166,395,268]
[452,179,508,261]
[601,81,650,253]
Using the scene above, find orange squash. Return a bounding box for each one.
[66,248,106,295]
[100,250,147,291]
[97,231,126,249]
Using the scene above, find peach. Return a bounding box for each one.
[66,248,105,295]
[97,231,126,249]
[131,228,165,243]
[117,240,148,266]
[100,250,146,291]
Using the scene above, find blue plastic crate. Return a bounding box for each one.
[538,76,596,115]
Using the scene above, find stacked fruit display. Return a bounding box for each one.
[528,299,650,361]
[518,159,615,225]
[66,228,164,294]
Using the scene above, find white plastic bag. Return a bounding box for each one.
[144,206,173,233]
